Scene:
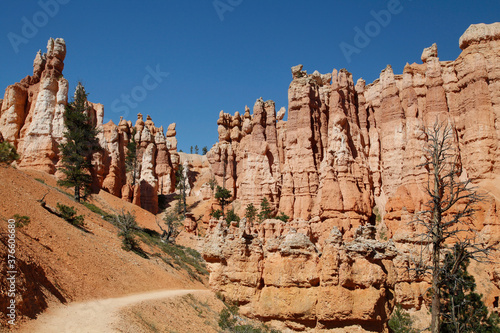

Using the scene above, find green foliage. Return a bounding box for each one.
[226,209,240,226]
[56,203,85,227]
[275,212,290,222]
[245,203,257,224]
[57,83,101,202]
[218,303,280,333]
[218,307,237,331]
[113,211,139,251]
[162,210,182,241]
[388,304,416,333]
[81,202,115,222]
[215,186,232,218]
[439,245,500,333]
[194,145,199,154]
[0,142,19,164]
[210,209,223,220]
[12,214,30,228]
[202,146,208,155]
[258,198,273,222]
[34,178,46,184]
[138,229,208,281]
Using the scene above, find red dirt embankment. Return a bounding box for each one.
[0,166,206,330]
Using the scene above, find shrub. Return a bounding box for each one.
[388,304,416,333]
[210,209,223,220]
[0,142,19,164]
[12,214,30,228]
[226,209,240,226]
[56,203,85,227]
[275,212,290,222]
[113,211,139,251]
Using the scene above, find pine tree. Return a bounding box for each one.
[245,203,257,224]
[258,197,273,222]
[58,83,101,202]
[215,185,232,218]
[202,146,208,155]
[440,244,500,333]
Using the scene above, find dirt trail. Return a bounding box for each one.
[18,289,204,333]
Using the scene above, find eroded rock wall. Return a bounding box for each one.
[0,38,179,214]
[203,22,500,331]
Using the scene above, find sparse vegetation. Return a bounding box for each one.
[388,304,416,333]
[137,228,208,282]
[34,178,46,184]
[202,146,208,155]
[373,206,382,224]
[56,203,85,227]
[218,300,280,333]
[275,212,290,222]
[210,208,223,220]
[0,141,19,164]
[12,214,30,228]
[245,203,257,224]
[82,201,115,222]
[113,210,140,252]
[258,198,273,222]
[159,211,183,242]
[225,208,240,226]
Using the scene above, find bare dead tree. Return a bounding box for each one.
[156,213,181,243]
[412,122,490,333]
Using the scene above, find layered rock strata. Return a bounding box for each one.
[0,38,178,213]
[203,22,500,331]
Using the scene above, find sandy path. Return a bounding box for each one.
[18,289,203,333]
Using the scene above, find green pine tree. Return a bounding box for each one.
[215,185,232,219]
[440,245,500,333]
[245,203,257,224]
[258,197,273,222]
[57,83,101,202]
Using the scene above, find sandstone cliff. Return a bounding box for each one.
[0,38,179,213]
[202,22,500,331]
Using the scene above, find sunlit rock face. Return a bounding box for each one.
[0,38,179,214]
[203,23,500,331]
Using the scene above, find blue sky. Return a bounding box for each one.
[0,1,499,152]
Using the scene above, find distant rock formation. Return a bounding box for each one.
[207,22,500,237]
[0,38,179,213]
[202,22,500,331]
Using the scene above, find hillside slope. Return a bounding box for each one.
[0,165,206,329]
